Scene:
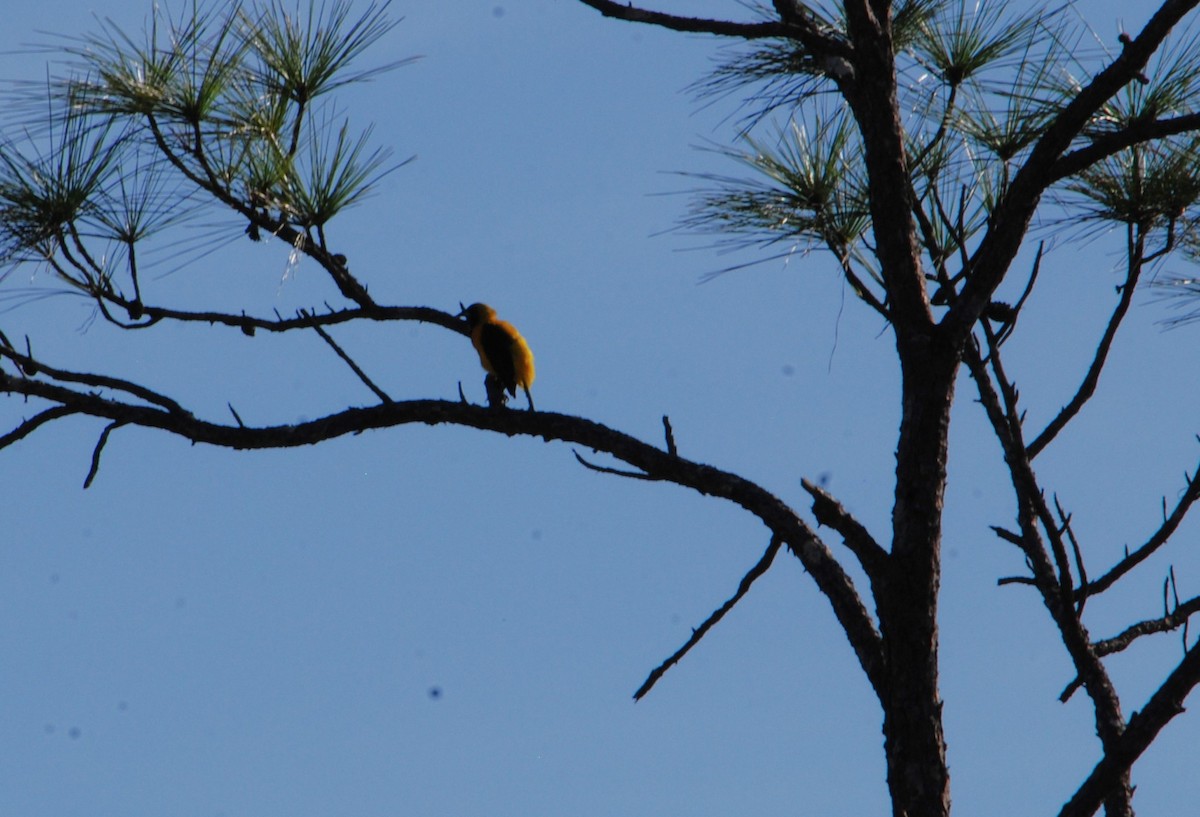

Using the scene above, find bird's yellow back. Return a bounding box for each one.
[460,302,535,409]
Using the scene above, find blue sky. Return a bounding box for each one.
[3,1,1200,816]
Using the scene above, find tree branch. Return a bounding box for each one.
[299,309,393,404]
[1027,226,1147,459]
[963,336,1129,764]
[1077,456,1200,600]
[1059,639,1200,817]
[0,404,78,450]
[634,535,783,701]
[802,477,888,580]
[83,420,124,489]
[82,294,466,337]
[1093,594,1200,657]
[144,113,376,308]
[573,0,789,39]
[946,0,1200,345]
[1052,112,1200,183]
[0,361,886,695]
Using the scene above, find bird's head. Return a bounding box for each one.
[457,302,495,328]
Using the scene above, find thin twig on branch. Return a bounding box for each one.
[299,309,393,404]
[634,536,783,701]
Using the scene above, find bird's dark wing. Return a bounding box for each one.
[479,322,518,396]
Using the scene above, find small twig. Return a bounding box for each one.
[998,575,1038,587]
[83,421,124,489]
[228,403,245,428]
[1055,495,1088,614]
[990,525,1025,547]
[573,449,657,481]
[634,535,783,701]
[662,415,677,456]
[993,241,1043,347]
[1060,676,1084,703]
[299,309,393,404]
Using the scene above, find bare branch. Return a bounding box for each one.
[1056,496,1089,614]
[0,343,188,416]
[0,362,885,694]
[573,0,790,39]
[634,536,783,701]
[1059,638,1200,817]
[83,421,124,489]
[0,405,78,450]
[990,525,1025,547]
[1079,457,1200,600]
[964,336,1128,760]
[83,297,466,337]
[1093,594,1200,657]
[802,477,888,579]
[1027,227,1146,459]
[299,309,392,404]
[991,242,1043,349]
[573,449,657,480]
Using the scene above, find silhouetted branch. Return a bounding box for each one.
[802,477,888,580]
[83,421,124,489]
[1056,495,1089,614]
[573,0,789,39]
[991,242,1043,348]
[81,298,467,337]
[144,113,376,308]
[573,449,657,480]
[1052,111,1200,182]
[0,343,188,416]
[1059,637,1200,817]
[0,357,885,694]
[964,336,1128,761]
[1028,230,1145,459]
[634,536,783,701]
[299,309,393,404]
[1094,594,1200,657]
[1078,456,1200,601]
[0,405,78,450]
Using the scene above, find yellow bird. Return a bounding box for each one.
[458,302,536,410]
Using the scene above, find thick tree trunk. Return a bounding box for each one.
[878,342,958,817]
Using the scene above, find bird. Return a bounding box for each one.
[457,302,535,410]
